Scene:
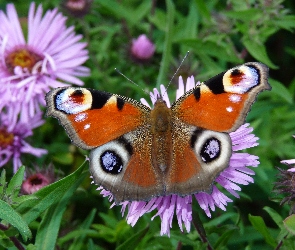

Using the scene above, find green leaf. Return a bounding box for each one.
[34,164,87,250]
[224,9,261,20]
[97,0,150,26]
[276,15,295,31]
[205,212,238,227]
[214,226,237,249]
[263,206,284,228]
[263,206,289,243]
[194,0,211,21]
[284,214,295,235]
[243,39,278,69]
[269,79,294,104]
[181,39,241,63]
[0,200,31,241]
[16,162,87,224]
[0,169,6,197]
[99,212,119,229]
[156,0,175,88]
[183,1,199,39]
[116,225,149,250]
[59,229,99,246]
[248,214,277,247]
[6,166,25,199]
[68,209,97,250]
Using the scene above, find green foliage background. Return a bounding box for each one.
[1,0,295,249]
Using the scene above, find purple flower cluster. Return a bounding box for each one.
[0,3,89,172]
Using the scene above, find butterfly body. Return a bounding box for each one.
[46,62,270,203]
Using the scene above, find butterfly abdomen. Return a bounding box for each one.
[151,99,172,173]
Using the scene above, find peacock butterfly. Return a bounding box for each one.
[46,62,270,203]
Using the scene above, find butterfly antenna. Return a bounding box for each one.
[162,51,190,97]
[114,68,152,99]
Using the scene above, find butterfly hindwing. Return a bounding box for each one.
[89,128,164,202]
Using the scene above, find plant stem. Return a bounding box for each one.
[0,223,25,250]
[192,212,214,250]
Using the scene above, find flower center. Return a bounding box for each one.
[0,128,14,148]
[66,0,87,10]
[5,48,43,74]
[29,174,46,185]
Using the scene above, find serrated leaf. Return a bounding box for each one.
[6,166,25,200]
[16,162,87,224]
[116,225,149,250]
[248,214,276,247]
[0,200,31,241]
[243,39,278,69]
[284,214,295,235]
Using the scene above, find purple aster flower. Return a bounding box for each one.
[0,109,47,173]
[0,3,89,122]
[130,34,155,62]
[92,76,260,236]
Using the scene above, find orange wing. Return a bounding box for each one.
[171,62,270,132]
[46,87,150,150]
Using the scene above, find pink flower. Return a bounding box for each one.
[0,3,89,123]
[131,35,155,61]
[22,164,55,194]
[93,76,260,236]
[0,109,47,173]
[62,0,93,18]
[281,135,295,172]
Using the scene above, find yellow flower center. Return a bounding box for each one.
[0,128,14,148]
[5,48,43,74]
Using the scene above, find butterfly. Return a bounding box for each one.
[46,62,270,204]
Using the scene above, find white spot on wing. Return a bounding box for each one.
[229,94,241,103]
[74,113,87,122]
[226,106,233,112]
[84,124,90,130]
